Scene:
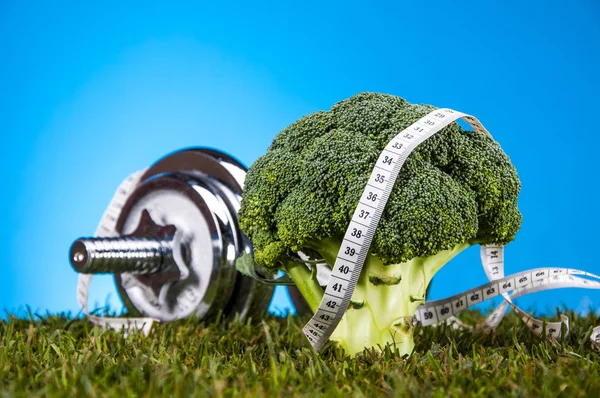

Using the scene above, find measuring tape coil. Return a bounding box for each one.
[76,109,600,351]
[301,108,600,351]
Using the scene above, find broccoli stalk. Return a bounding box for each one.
[238,92,522,356]
[283,238,473,356]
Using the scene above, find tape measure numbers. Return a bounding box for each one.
[302,108,488,350]
[301,108,600,352]
[75,109,600,351]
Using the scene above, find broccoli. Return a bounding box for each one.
[238,92,522,356]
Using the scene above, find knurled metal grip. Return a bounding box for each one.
[70,148,275,323]
[70,237,177,275]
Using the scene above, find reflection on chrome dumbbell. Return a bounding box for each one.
[69,148,274,322]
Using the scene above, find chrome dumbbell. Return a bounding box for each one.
[69,148,274,322]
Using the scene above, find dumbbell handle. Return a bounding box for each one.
[70,237,178,275]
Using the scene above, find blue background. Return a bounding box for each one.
[1,1,599,320]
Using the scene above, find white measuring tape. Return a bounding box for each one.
[76,169,157,336]
[302,108,600,351]
[75,108,600,351]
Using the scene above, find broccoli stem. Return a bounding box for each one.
[282,257,323,313]
[288,237,473,356]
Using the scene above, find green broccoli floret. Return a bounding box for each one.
[238,92,522,356]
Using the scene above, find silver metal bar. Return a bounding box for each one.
[70,237,178,275]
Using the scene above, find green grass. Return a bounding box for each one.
[1,309,600,397]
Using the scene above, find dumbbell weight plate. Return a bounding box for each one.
[114,148,274,322]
